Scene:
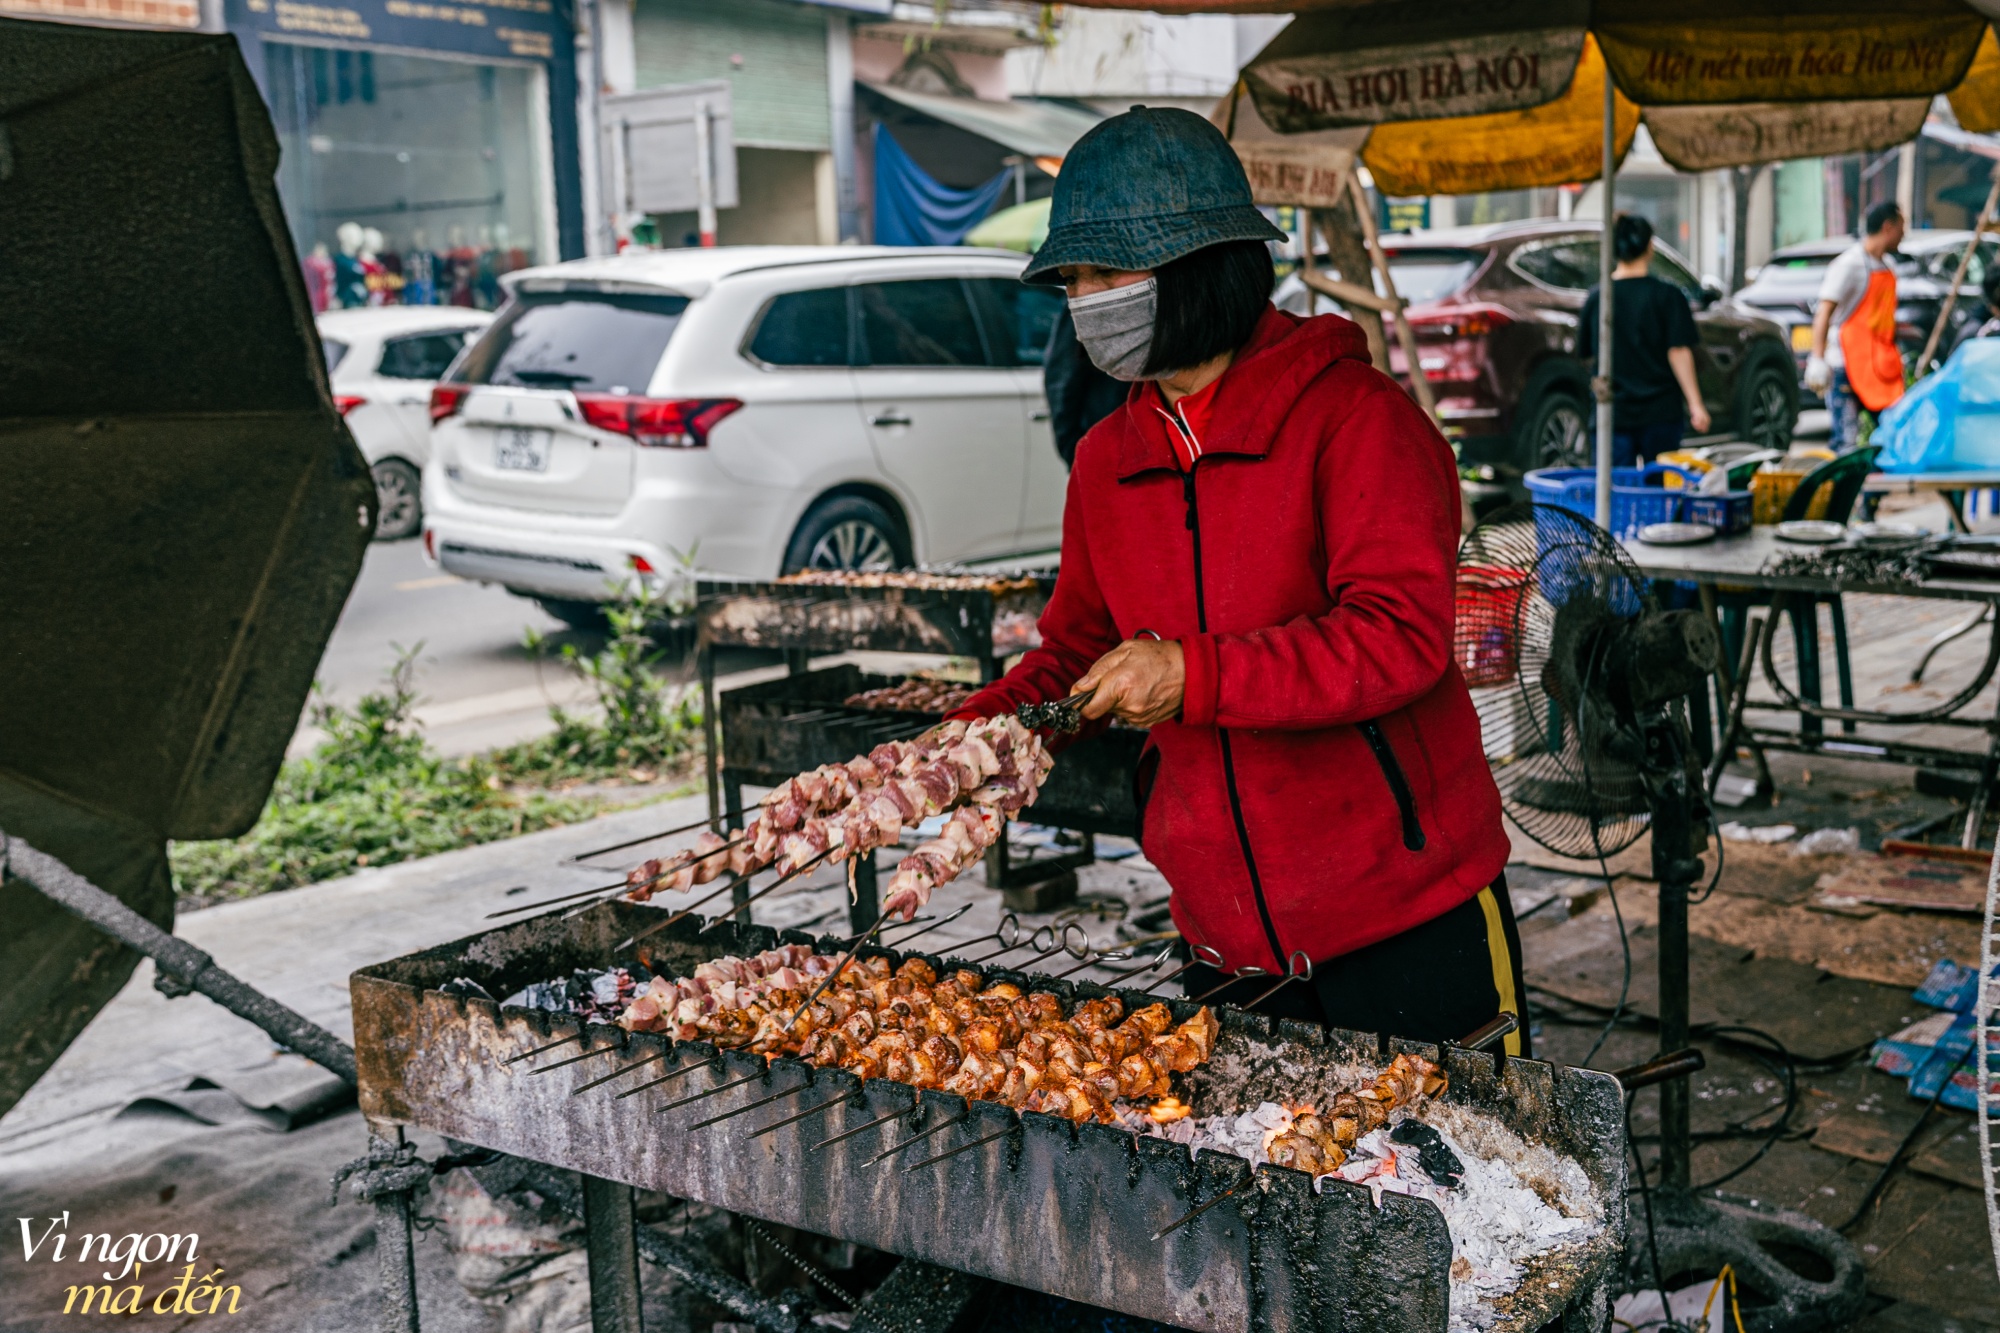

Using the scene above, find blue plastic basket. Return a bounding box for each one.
[1523,465,1751,539]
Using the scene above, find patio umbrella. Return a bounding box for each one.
[965,197,1051,253]
[1219,0,1999,523]
[0,19,374,1115]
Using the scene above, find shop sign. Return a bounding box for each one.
[228,0,567,62]
[1241,0,1589,133]
[1643,98,1930,173]
[1,0,198,28]
[1597,6,1986,105]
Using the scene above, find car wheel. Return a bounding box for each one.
[1738,362,1797,453]
[370,458,423,541]
[533,598,609,633]
[782,495,910,574]
[1518,390,1591,472]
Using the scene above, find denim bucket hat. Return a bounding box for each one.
[1023,106,1286,285]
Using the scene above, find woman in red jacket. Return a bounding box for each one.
[952,107,1525,1054]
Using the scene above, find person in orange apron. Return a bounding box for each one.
[1805,202,1905,447]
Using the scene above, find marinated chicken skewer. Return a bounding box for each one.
[613,951,1218,1127]
[1260,1053,1449,1176]
[621,716,1047,906]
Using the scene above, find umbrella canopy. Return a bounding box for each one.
[0,19,374,1115]
[965,197,1052,253]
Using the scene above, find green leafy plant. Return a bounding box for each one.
[496,575,704,783]
[169,644,601,905]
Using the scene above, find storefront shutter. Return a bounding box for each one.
[632,0,830,152]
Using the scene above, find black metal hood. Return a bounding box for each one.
[0,18,375,1114]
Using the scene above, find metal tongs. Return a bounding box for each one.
[1016,686,1097,734]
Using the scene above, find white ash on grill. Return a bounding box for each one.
[844,678,979,713]
[1120,1098,1600,1331]
[504,966,654,1026]
[775,570,1040,595]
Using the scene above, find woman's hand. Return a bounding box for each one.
[1073,638,1185,728]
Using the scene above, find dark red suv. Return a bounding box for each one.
[1275,220,1798,482]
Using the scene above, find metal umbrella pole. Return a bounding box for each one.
[1594,61,1616,532]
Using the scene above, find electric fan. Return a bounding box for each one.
[1456,503,1866,1332]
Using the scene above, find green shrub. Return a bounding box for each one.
[169,645,602,903]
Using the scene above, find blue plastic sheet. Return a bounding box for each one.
[872,124,1011,247]
[1874,337,2000,472]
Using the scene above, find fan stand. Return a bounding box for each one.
[1626,709,1868,1332]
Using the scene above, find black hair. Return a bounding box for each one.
[1144,239,1274,376]
[1982,262,2000,314]
[1612,213,1654,264]
[1864,201,1904,237]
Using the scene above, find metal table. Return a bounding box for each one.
[1624,529,2000,846]
[1863,469,2000,531]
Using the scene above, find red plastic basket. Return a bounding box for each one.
[1455,565,1529,688]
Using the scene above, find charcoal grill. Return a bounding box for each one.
[353,903,1627,1333]
[694,576,1053,670]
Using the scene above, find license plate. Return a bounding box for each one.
[495,428,551,473]
[1790,325,1813,351]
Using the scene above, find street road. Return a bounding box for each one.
[304,537,589,757]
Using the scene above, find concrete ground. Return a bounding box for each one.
[3,757,1992,1330]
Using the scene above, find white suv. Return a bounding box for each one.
[421,246,1067,627]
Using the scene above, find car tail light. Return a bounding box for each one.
[630,554,657,574]
[334,395,367,416]
[575,394,744,448]
[1405,305,1512,384]
[430,383,470,423]
[423,529,437,561]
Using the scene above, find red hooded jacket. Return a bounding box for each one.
[953,306,1509,974]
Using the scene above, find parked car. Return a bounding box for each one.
[318,306,493,540]
[1274,220,1797,482]
[1734,228,1995,404]
[421,246,1067,629]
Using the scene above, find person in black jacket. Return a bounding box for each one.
[1042,304,1128,468]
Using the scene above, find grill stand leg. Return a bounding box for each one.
[702,644,721,833]
[583,1174,645,1333]
[332,1132,431,1333]
[1630,712,1867,1330]
[373,1188,421,1333]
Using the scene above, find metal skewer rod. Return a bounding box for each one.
[1152,1168,1255,1242]
[504,1030,585,1065]
[570,1048,673,1095]
[809,1102,917,1151]
[1189,967,1268,1005]
[655,1065,772,1114]
[1046,947,1132,981]
[686,1080,814,1131]
[494,837,750,919]
[878,901,972,948]
[864,1109,968,1166]
[563,811,744,864]
[614,1053,724,1100]
[904,1125,1011,1172]
[1137,945,1226,997]
[486,880,628,920]
[697,871,802,933]
[528,1039,627,1076]
[1103,942,1177,981]
[746,1090,862,1141]
[1237,951,1313,1011]
[619,848,837,952]
[955,914,1030,964]
[783,904,896,1032]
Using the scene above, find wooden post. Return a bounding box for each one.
[1310,204,1391,373]
[1917,164,2000,378]
[1346,168,1438,421]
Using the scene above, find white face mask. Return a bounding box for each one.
[1068,277,1159,381]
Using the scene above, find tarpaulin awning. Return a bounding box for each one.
[1950,27,2000,132]
[963,196,1051,253]
[1645,98,1931,172]
[861,82,1103,160]
[0,18,374,1115]
[873,123,1013,245]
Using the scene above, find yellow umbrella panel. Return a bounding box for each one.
[1362,37,1639,197]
